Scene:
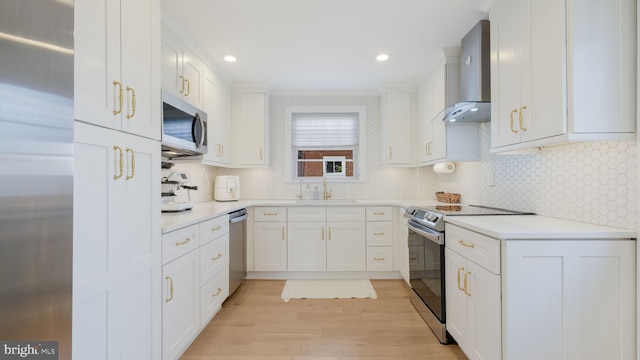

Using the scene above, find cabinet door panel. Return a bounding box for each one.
[120,0,160,139]
[383,92,413,165]
[162,250,200,360]
[444,248,468,344]
[326,222,366,271]
[254,222,287,271]
[467,261,501,360]
[74,0,121,129]
[288,222,326,271]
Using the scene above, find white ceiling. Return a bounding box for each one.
[161,0,492,92]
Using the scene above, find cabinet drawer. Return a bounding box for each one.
[200,215,229,245]
[288,207,326,222]
[162,224,200,265]
[366,206,393,221]
[200,236,229,285]
[366,222,393,246]
[254,207,287,221]
[327,207,365,222]
[367,247,393,271]
[446,224,500,274]
[200,265,229,326]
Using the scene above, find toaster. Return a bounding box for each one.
[214,175,240,201]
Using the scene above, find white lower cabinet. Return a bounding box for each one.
[445,222,636,360]
[162,250,200,360]
[365,207,393,271]
[502,240,636,360]
[287,207,366,271]
[445,248,501,360]
[254,207,288,271]
[161,215,230,360]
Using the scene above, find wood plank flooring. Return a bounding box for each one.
[181,280,467,360]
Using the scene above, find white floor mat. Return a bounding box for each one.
[281,279,378,302]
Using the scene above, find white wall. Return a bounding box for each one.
[173,95,637,230]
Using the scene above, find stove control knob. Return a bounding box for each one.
[427,214,438,222]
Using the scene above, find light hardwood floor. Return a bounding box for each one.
[181,280,467,360]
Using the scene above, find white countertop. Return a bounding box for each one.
[161,199,437,234]
[445,215,636,240]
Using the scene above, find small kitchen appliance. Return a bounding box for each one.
[403,204,533,344]
[161,170,198,212]
[214,175,240,201]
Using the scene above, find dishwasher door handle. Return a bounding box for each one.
[229,214,248,223]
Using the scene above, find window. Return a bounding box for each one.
[285,106,366,181]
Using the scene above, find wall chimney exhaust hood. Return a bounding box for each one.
[443,20,490,123]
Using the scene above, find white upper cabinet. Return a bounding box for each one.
[418,49,480,165]
[231,92,270,166]
[490,0,636,152]
[202,67,231,166]
[75,0,160,140]
[381,91,416,166]
[161,26,205,110]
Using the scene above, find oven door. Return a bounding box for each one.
[407,220,445,323]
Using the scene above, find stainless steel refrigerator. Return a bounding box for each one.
[0,1,74,359]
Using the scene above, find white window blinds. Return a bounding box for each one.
[291,113,359,147]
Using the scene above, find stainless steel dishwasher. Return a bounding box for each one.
[228,208,248,295]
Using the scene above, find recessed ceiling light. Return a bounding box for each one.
[376,53,389,62]
[223,55,237,63]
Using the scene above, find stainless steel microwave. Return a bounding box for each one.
[161,90,208,157]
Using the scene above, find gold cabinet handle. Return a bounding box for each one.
[221,144,224,157]
[179,75,185,94]
[260,148,263,161]
[165,276,174,302]
[463,272,472,296]
[458,239,474,248]
[518,105,528,131]
[409,257,417,261]
[321,227,325,240]
[328,227,332,240]
[113,145,123,180]
[217,144,222,157]
[425,143,429,156]
[281,227,285,241]
[211,225,222,231]
[373,232,385,236]
[175,238,192,246]
[509,109,518,134]
[263,212,278,216]
[184,79,190,96]
[113,80,123,115]
[125,147,135,180]
[126,86,136,119]
[212,253,222,261]
[211,288,222,297]
[374,257,385,261]
[388,147,392,160]
[457,267,465,292]
[374,212,385,216]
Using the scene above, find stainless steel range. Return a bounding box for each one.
[404,204,533,344]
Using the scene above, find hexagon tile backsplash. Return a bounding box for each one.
[171,96,637,231]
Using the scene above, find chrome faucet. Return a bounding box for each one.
[322,176,332,200]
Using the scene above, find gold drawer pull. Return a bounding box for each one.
[175,238,192,246]
[457,267,465,292]
[113,145,123,180]
[263,212,278,216]
[373,212,385,215]
[458,240,474,248]
[165,276,174,302]
[212,253,222,261]
[212,288,223,297]
[282,227,285,240]
[374,257,385,261]
[125,147,135,180]
[409,257,417,261]
[211,225,222,231]
[463,272,472,296]
[373,232,385,236]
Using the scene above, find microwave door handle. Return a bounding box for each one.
[197,114,205,147]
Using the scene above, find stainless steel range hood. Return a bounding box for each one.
[443,20,491,123]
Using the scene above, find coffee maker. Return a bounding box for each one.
[161,170,197,212]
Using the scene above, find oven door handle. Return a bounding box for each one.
[406,221,444,245]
